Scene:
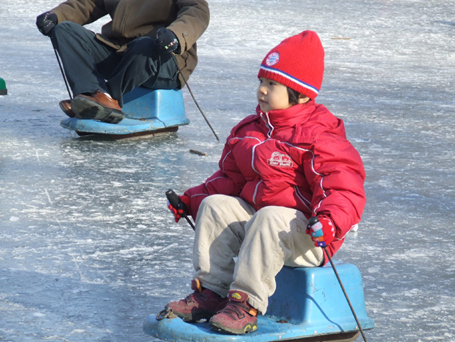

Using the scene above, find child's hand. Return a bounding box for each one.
[306,215,335,247]
[167,194,190,223]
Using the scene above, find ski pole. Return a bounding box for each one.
[50,39,73,100]
[309,217,368,341]
[166,189,195,230]
[323,248,368,341]
[170,53,219,142]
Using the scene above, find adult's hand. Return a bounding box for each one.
[155,28,179,53]
[36,11,58,36]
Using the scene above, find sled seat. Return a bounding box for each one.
[267,262,374,329]
[122,87,187,121]
[143,261,374,342]
[60,88,189,137]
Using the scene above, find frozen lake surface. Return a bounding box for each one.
[1,0,455,341]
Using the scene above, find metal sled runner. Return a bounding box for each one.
[143,262,374,341]
[60,88,189,138]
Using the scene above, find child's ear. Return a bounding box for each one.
[298,95,310,104]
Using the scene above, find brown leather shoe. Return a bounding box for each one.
[71,90,124,124]
[59,99,76,118]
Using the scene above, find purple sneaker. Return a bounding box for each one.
[209,290,258,334]
[166,279,228,322]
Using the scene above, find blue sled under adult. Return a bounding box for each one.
[143,261,374,342]
[60,88,189,138]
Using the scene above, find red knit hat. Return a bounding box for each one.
[258,30,325,99]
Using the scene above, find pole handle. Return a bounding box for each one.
[165,189,195,230]
[165,189,181,209]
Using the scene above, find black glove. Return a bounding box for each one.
[36,11,58,36]
[155,28,179,53]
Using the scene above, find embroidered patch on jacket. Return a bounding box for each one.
[266,52,280,66]
[267,151,293,168]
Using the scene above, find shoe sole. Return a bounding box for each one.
[71,97,124,124]
[209,320,258,335]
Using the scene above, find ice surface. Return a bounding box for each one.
[1,0,455,341]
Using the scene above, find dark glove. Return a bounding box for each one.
[36,11,58,36]
[167,194,190,223]
[306,215,336,247]
[155,28,179,53]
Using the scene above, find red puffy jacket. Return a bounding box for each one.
[184,101,366,260]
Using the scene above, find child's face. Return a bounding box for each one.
[257,77,292,113]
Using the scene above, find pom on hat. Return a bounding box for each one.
[258,30,325,99]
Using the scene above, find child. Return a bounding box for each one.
[165,30,366,335]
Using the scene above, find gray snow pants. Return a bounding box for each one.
[50,21,180,107]
[193,195,324,314]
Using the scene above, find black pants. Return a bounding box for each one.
[51,21,180,107]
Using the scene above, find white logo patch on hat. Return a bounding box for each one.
[266,52,280,66]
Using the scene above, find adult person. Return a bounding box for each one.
[36,0,210,124]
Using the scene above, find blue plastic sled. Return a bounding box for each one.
[60,88,189,138]
[143,262,374,341]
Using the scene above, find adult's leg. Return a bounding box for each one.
[230,206,324,314]
[193,195,256,297]
[51,21,119,96]
[106,37,180,107]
